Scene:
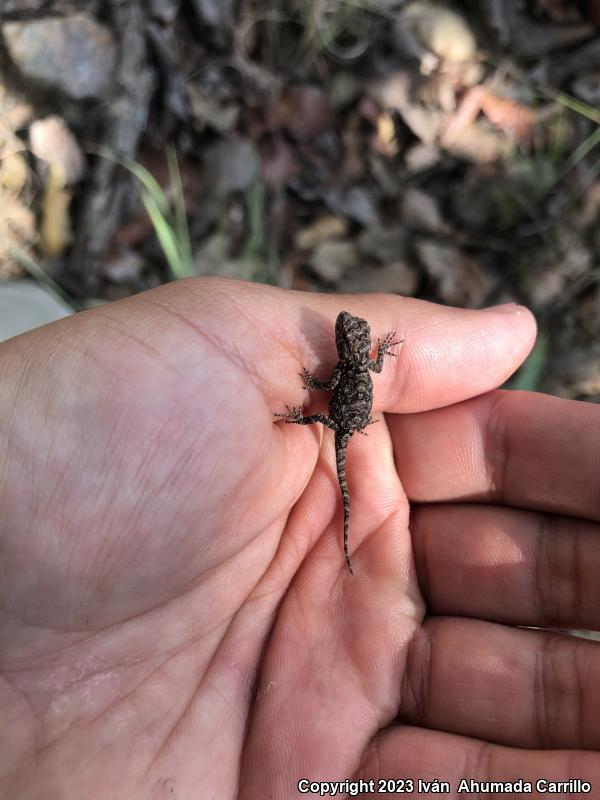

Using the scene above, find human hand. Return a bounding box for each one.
[1,278,598,798]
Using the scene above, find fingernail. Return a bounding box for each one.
[485,302,524,314]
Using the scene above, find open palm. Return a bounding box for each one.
[1,277,599,798]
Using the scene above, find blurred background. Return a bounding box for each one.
[0,0,599,398]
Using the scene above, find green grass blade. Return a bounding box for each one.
[100,146,194,280]
[166,145,193,277]
[507,333,548,392]
[99,147,170,215]
[140,191,187,279]
[555,125,600,182]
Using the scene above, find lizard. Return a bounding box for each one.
[276,311,401,575]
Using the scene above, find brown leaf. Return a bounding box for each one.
[0,151,29,194]
[0,187,36,275]
[30,115,85,184]
[373,72,444,146]
[267,85,334,142]
[295,215,348,251]
[401,188,449,234]
[443,86,535,148]
[441,120,512,163]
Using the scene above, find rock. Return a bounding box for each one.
[0,281,72,342]
[310,240,359,282]
[3,14,116,100]
[415,239,494,306]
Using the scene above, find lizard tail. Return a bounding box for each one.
[335,434,353,574]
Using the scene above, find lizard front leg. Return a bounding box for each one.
[369,333,403,373]
[300,364,341,392]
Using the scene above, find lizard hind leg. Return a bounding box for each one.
[274,406,338,430]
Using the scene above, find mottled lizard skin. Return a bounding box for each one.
[277,312,401,574]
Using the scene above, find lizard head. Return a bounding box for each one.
[335,311,371,366]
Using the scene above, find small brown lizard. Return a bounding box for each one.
[277,312,401,574]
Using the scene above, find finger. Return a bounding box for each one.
[359,725,600,794]
[389,389,600,521]
[411,503,600,630]
[269,297,536,413]
[275,417,413,579]
[147,277,536,413]
[402,617,600,750]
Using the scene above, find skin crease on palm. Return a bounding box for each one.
[1,277,600,799]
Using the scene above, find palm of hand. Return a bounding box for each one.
[1,279,599,798]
